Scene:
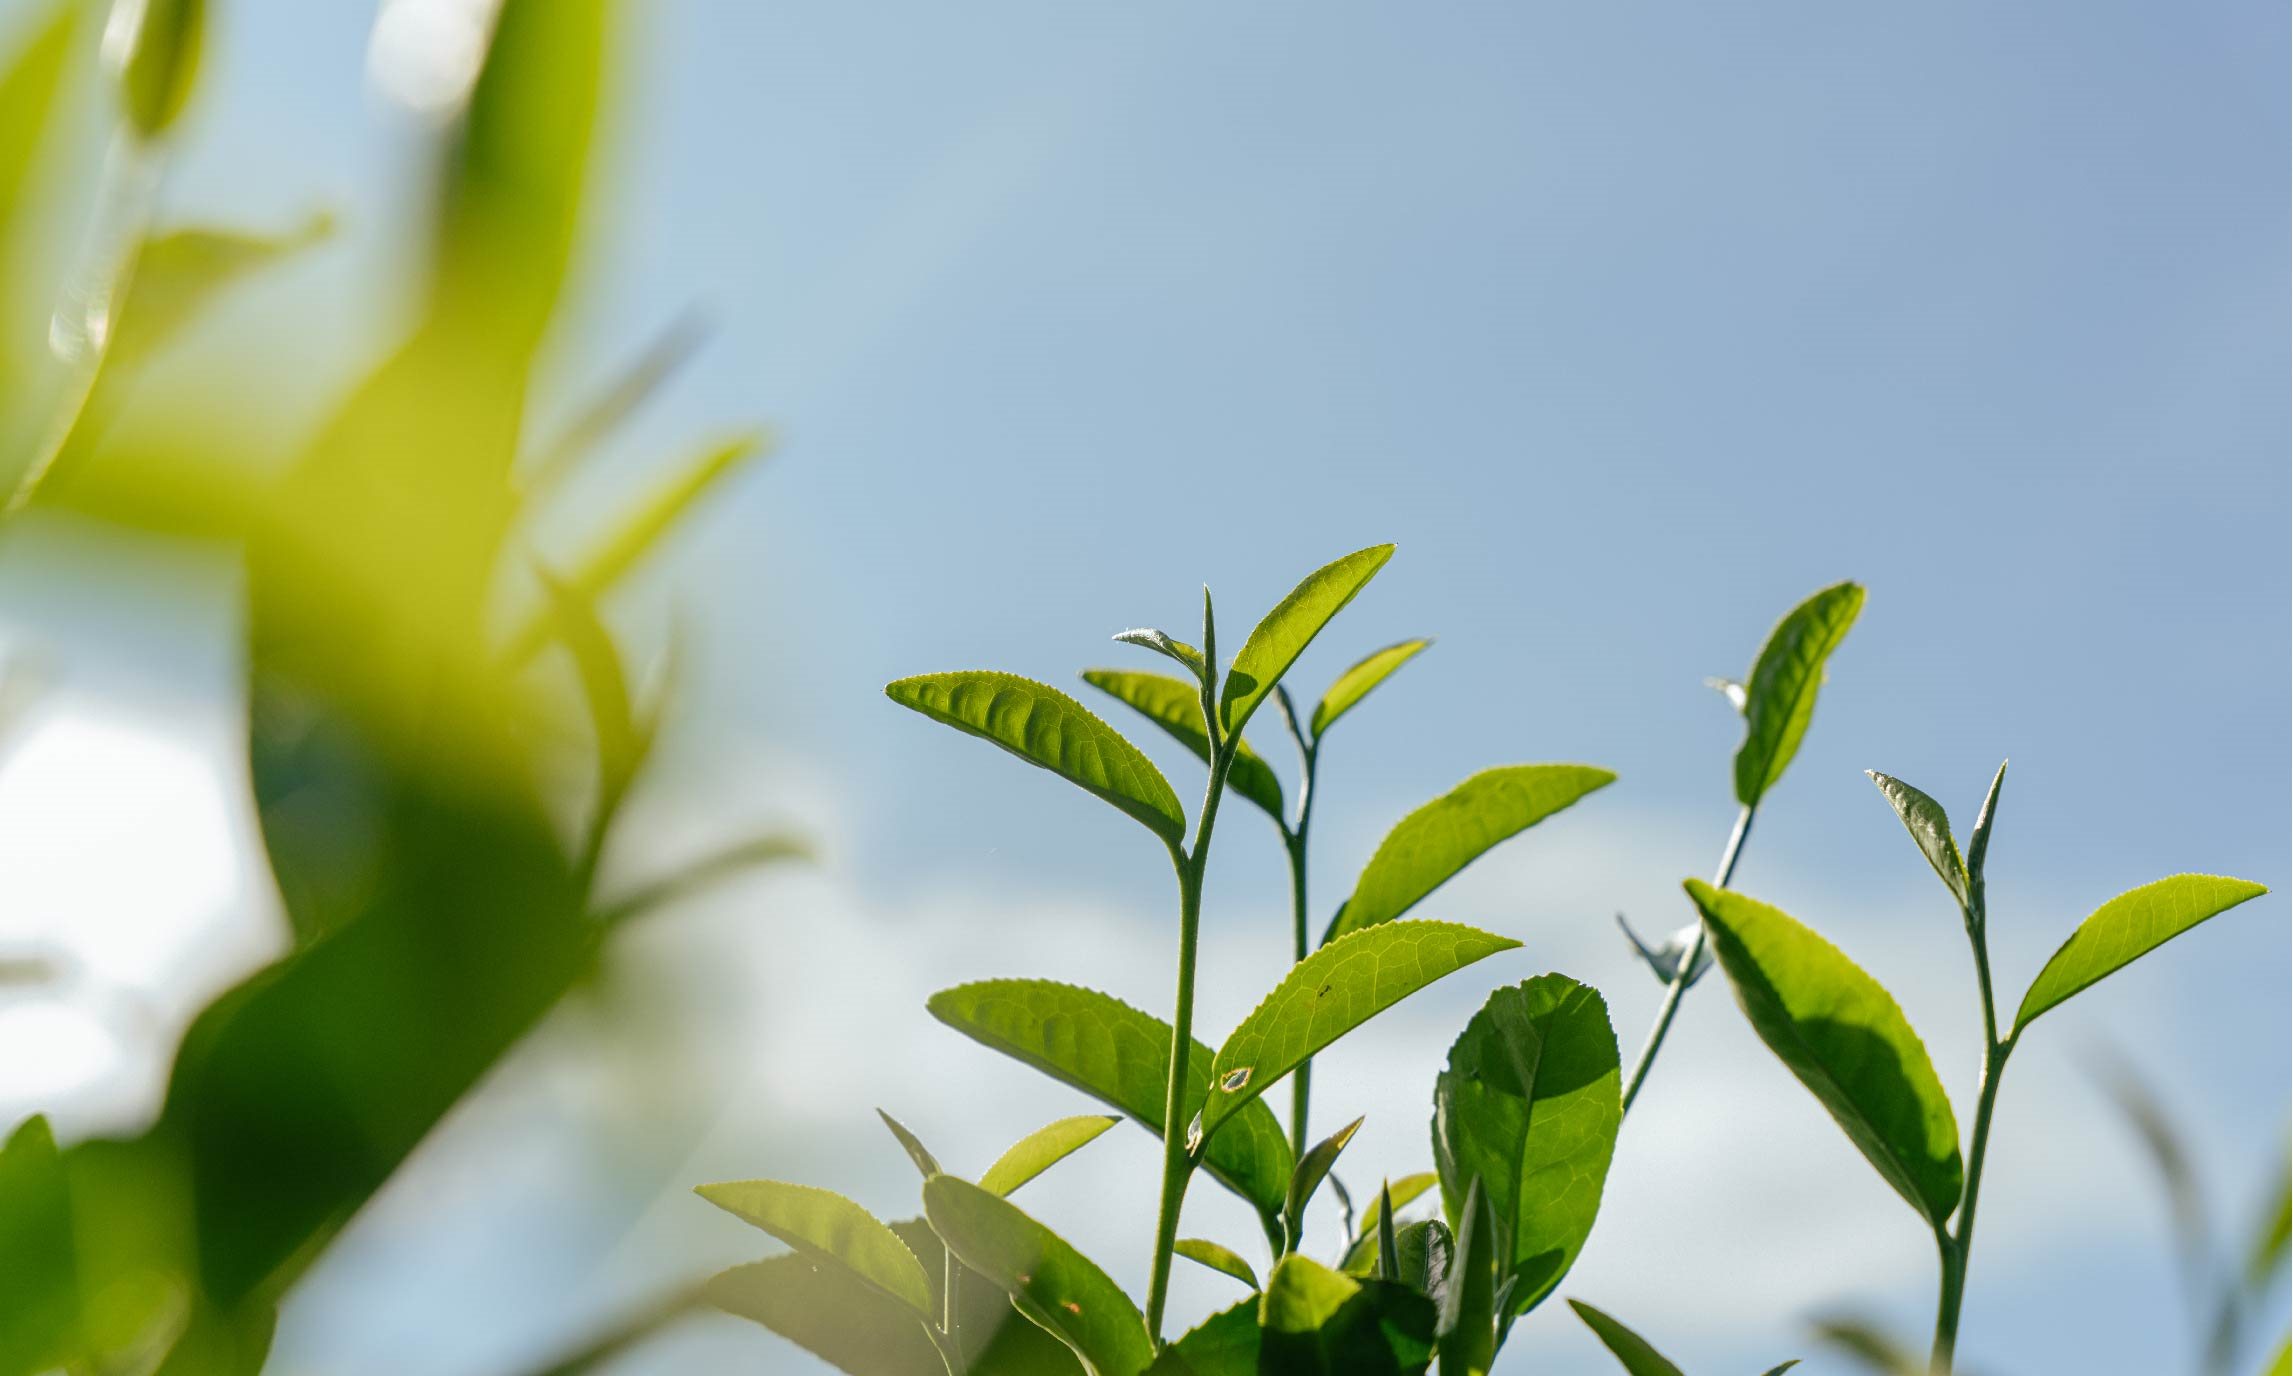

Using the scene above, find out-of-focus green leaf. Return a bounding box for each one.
[1175,1239,1259,1291]
[876,1110,942,1180]
[539,572,642,796]
[927,980,1292,1218]
[1432,976,1621,1317]
[889,1218,1082,1376]
[112,0,205,138]
[2015,875,2270,1033]
[1436,1178,1496,1376]
[1329,765,1614,941]
[979,1115,1119,1198]
[0,1115,77,1376]
[2250,1154,2290,1289]
[1311,639,1431,738]
[1114,628,1208,684]
[106,214,335,375]
[1145,1301,1259,1376]
[1809,1314,1922,1374]
[1220,546,1395,738]
[1865,771,1968,912]
[1688,880,1962,1224]
[1965,761,2007,896]
[595,832,809,930]
[1199,922,1520,1143]
[704,1258,942,1376]
[2264,1335,2289,1376]
[521,309,711,503]
[1730,582,1863,808]
[1286,1116,1364,1239]
[923,1175,1153,1376]
[1567,1300,1682,1376]
[1081,669,1285,827]
[889,673,1186,850]
[0,1,73,263]
[693,1180,932,1317]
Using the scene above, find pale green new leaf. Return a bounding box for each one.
[1312,638,1431,738]
[2016,874,2270,1033]
[1330,765,1615,941]
[1567,1300,1683,1376]
[704,1257,943,1376]
[1432,976,1621,1317]
[1732,582,1864,807]
[692,1179,932,1317]
[889,673,1187,849]
[980,1115,1120,1197]
[1965,760,2007,893]
[875,1110,941,1179]
[1198,921,1521,1143]
[108,214,337,375]
[927,980,1293,1215]
[1285,1116,1364,1235]
[1437,1179,1497,1376]
[1114,628,1207,683]
[1175,1239,1259,1291]
[1865,771,1969,912]
[1687,880,1962,1224]
[0,2,72,256]
[1082,669,1285,826]
[923,1175,1153,1376]
[1220,545,1395,737]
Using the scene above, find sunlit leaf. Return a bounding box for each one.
[923,1175,1153,1376]
[1198,921,1521,1143]
[979,1115,1120,1197]
[1311,639,1431,738]
[1865,771,1968,912]
[889,673,1188,849]
[1081,669,1285,827]
[1687,880,1962,1224]
[1220,545,1395,738]
[1286,1116,1364,1239]
[1175,1239,1258,1291]
[704,1258,942,1376]
[927,980,1292,1217]
[1436,1178,1496,1376]
[2015,874,2270,1034]
[1114,628,1207,684]
[0,1115,77,1376]
[1433,976,1621,1316]
[876,1110,942,1180]
[1329,765,1614,941]
[693,1179,932,1317]
[1731,582,1863,808]
[1567,1300,1682,1376]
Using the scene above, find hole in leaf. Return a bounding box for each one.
[1220,1067,1252,1093]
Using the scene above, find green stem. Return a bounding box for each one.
[1620,804,1756,1114]
[1281,726,1319,1176]
[1932,905,2013,1374]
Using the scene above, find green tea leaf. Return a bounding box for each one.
[1432,976,1621,1317]
[0,2,73,255]
[1810,1314,1922,1374]
[1330,765,1614,941]
[927,980,1293,1216]
[0,1115,77,1376]
[923,1175,1153,1376]
[596,832,810,931]
[2015,874,2270,1034]
[889,673,1188,850]
[1437,1179,1497,1376]
[1566,1300,1682,1376]
[889,1218,1084,1376]
[1082,669,1286,827]
[112,0,205,138]
[1687,880,1962,1224]
[1199,921,1521,1143]
[1258,1256,1437,1376]
[108,215,337,375]
[1865,772,1969,912]
[521,309,711,503]
[1965,760,2007,895]
[979,1115,1120,1197]
[2264,1335,2289,1376]
[1147,1300,1260,1376]
[1114,629,1208,684]
[704,1257,943,1376]
[1312,639,1431,738]
[538,571,642,793]
[1175,1239,1259,1291]
[1221,545,1395,738]
[1353,1172,1439,1246]
[1375,1183,1401,1281]
[1731,582,1864,808]
[1616,914,1711,988]
[1286,1116,1365,1237]
[693,1179,932,1317]
[875,1110,942,1179]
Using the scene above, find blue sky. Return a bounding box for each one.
[0,1,2284,1373]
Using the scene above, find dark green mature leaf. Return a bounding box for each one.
[1082,670,1285,826]
[1965,761,2007,894]
[1312,639,1431,738]
[927,980,1293,1216]
[1432,976,1621,1317]
[1687,880,1962,1224]
[1221,546,1395,738]
[1865,772,1968,912]
[1287,1117,1365,1237]
[1390,1220,1453,1311]
[1146,1301,1260,1376]
[889,673,1187,849]
[0,1115,76,1376]
[1175,1239,1259,1291]
[2015,875,2270,1033]
[705,1257,943,1376]
[1437,1179,1497,1376]
[694,1180,933,1317]
[877,1110,942,1179]
[1258,1256,1437,1376]
[1330,765,1614,941]
[1114,629,1208,684]
[1198,922,1521,1143]
[1731,582,1864,808]
[923,1175,1153,1376]
[1567,1300,1682,1376]
[979,1115,1119,1197]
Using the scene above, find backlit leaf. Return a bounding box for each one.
[1175,1239,1258,1291]
[1330,765,1614,941]
[1198,922,1521,1143]
[889,673,1187,849]
[1567,1300,1682,1376]
[923,1175,1153,1376]
[1114,628,1207,683]
[889,1218,1083,1376]
[0,1115,77,1376]
[1286,1117,1364,1238]
[693,1180,932,1317]
[1865,772,1968,912]
[1221,546,1395,738]
[2015,874,2269,1034]
[876,1110,941,1179]
[1146,1300,1259,1376]
[0,2,72,258]
[1436,1179,1496,1376]
[979,1115,1119,1197]
[1687,880,1962,1224]
[704,1257,942,1376]
[1082,669,1285,826]
[1312,639,1431,738]
[1731,582,1863,808]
